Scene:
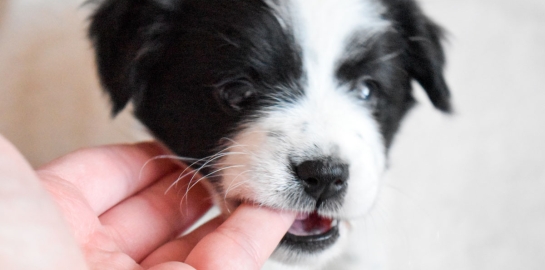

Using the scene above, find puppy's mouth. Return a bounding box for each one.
[281,211,340,252]
[225,200,340,252]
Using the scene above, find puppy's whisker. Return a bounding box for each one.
[224,178,251,199]
[164,149,247,194]
[181,164,246,205]
[219,137,249,147]
[165,167,199,195]
[166,154,247,197]
[187,145,242,169]
[223,169,254,199]
[190,164,247,191]
[185,151,248,187]
[139,154,202,181]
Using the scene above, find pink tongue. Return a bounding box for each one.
[288,211,333,236]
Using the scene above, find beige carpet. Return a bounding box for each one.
[1,0,544,269]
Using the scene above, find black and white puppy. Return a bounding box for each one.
[89,0,451,269]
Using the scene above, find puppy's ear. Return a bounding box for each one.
[387,0,452,112]
[88,0,170,115]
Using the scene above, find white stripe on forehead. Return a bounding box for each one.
[266,0,390,94]
[217,0,391,228]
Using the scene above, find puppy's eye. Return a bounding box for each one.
[354,77,379,101]
[216,79,256,113]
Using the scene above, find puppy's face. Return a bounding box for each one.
[90,0,450,265]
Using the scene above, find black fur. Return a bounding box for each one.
[337,31,416,148]
[89,0,450,158]
[89,0,303,159]
[335,0,451,147]
[380,0,451,112]
[89,0,452,262]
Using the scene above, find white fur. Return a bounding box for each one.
[215,0,391,269]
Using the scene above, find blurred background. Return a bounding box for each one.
[0,0,149,167]
[1,0,544,269]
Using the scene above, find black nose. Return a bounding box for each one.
[295,160,349,201]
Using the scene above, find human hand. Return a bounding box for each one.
[0,135,295,270]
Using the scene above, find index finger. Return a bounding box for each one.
[184,204,296,270]
[36,142,180,215]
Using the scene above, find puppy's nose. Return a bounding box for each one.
[296,160,349,201]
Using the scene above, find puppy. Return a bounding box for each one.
[89,0,451,269]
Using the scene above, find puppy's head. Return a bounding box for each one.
[90,0,450,265]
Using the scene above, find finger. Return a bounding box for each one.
[37,141,180,215]
[185,204,296,270]
[147,261,194,270]
[0,135,88,269]
[99,169,213,262]
[141,217,224,268]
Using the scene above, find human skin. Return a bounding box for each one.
[0,135,295,270]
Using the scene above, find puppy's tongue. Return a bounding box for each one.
[288,211,334,236]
